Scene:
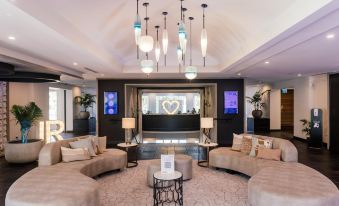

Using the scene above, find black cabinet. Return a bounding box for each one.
[330,74,339,153]
[254,118,270,133]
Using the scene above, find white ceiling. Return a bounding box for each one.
[0,0,338,82]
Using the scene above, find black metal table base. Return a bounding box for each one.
[197,160,208,167]
[153,176,183,206]
[127,160,138,168]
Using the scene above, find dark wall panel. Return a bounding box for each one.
[98,79,244,146]
[330,74,339,153]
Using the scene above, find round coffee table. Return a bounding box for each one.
[117,143,138,168]
[197,142,218,167]
[153,171,183,206]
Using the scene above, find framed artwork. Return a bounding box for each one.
[104,91,118,115]
[224,91,238,114]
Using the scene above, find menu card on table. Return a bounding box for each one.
[161,154,174,174]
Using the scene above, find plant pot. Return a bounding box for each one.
[79,111,90,119]
[5,139,43,163]
[252,110,263,119]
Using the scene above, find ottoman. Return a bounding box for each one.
[248,163,339,206]
[147,159,161,187]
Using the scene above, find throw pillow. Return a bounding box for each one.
[89,136,99,154]
[69,138,97,157]
[256,148,281,161]
[98,136,107,152]
[240,136,252,155]
[231,133,243,151]
[61,147,91,162]
[249,137,273,157]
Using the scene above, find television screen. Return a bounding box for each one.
[104,92,118,115]
[224,91,238,114]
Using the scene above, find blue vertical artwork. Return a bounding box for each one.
[224,91,238,114]
[104,92,118,115]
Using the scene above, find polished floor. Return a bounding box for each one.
[1,132,339,206]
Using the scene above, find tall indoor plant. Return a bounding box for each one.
[246,89,269,119]
[74,93,96,119]
[11,102,43,143]
[300,119,311,139]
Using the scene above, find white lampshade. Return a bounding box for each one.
[155,41,161,62]
[141,59,154,74]
[122,118,135,129]
[139,35,154,52]
[162,29,168,55]
[185,66,197,80]
[201,117,213,129]
[201,28,207,57]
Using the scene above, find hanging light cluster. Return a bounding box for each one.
[133,0,208,78]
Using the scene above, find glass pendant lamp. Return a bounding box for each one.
[185,17,197,80]
[141,59,154,74]
[162,12,168,66]
[139,3,154,53]
[200,4,208,67]
[155,26,161,71]
[133,0,141,45]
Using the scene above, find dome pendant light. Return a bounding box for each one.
[185,17,197,80]
[139,3,154,53]
[155,25,161,72]
[201,4,208,67]
[133,0,141,59]
[162,12,168,66]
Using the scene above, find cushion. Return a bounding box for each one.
[61,146,90,162]
[231,133,243,151]
[69,138,97,157]
[256,148,281,161]
[98,136,107,152]
[249,137,273,157]
[240,136,252,155]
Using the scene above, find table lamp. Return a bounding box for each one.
[122,118,135,144]
[201,117,213,144]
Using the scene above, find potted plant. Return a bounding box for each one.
[5,102,43,163]
[74,93,96,119]
[246,89,269,119]
[300,119,311,139]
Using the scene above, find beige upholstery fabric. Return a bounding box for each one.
[6,136,127,206]
[147,159,161,187]
[175,154,193,180]
[70,138,97,157]
[248,163,339,206]
[61,146,91,162]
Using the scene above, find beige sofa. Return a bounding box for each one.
[5,136,127,206]
[209,135,339,206]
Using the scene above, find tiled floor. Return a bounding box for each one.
[1,131,339,206]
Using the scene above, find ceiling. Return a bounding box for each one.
[0,0,338,82]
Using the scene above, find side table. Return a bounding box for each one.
[153,171,183,206]
[197,142,218,167]
[117,143,138,168]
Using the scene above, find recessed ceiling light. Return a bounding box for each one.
[265,61,270,64]
[297,73,302,77]
[73,62,78,66]
[326,34,335,39]
[237,73,241,76]
[8,36,15,40]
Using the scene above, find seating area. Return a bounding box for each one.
[2,0,339,205]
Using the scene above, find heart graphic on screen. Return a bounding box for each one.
[162,100,180,115]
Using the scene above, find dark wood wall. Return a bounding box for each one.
[330,74,339,153]
[98,79,244,147]
[281,89,294,131]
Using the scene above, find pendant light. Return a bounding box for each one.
[141,59,154,74]
[162,12,168,66]
[177,45,183,65]
[133,0,141,59]
[178,0,186,53]
[201,4,208,67]
[155,25,161,72]
[185,17,197,80]
[139,3,154,53]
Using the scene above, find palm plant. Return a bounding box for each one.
[74,93,96,112]
[11,102,43,143]
[246,89,270,118]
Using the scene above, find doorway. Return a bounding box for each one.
[281,89,294,133]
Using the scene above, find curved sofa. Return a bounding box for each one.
[5,136,127,206]
[209,135,339,206]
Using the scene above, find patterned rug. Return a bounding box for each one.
[98,160,249,206]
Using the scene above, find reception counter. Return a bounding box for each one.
[142,114,200,132]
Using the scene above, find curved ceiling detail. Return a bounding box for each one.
[0,71,60,83]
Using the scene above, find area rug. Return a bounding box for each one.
[98,160,249,206]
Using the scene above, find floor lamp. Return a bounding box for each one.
[201,117,214,144]
[122,118,135,144]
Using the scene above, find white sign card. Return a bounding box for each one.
[314,109,319,117]
[161,154,175,174]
